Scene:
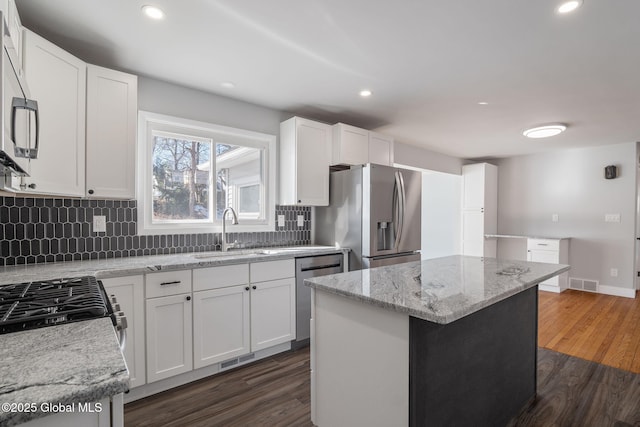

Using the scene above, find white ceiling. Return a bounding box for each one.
[16,0,640,159]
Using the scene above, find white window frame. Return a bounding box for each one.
[137,111,276,235]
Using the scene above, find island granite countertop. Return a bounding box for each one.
[305,255,570,324]
[0,245,347,286]
[0,318,129,426]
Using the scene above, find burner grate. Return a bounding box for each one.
[0,276,113,334]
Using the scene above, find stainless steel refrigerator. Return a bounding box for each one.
[315,164,421,270]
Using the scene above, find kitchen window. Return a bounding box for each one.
[137,111,276,234]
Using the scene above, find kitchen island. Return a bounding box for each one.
[305,255,570,427]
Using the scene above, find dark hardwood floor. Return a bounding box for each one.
[126,289,640,426]
[125,345,640,426]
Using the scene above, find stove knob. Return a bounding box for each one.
[113,303,121,312]
[117,314,128,330]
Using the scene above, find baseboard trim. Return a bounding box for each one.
[598,285,636,299]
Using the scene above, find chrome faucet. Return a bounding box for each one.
[222,207,239,252]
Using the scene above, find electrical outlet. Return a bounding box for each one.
[605,213,621,223]
[297,215,304,227]
[93,215,106,233]
[610,268,618,277]
[277,215,285,227]
[551,214,559,222]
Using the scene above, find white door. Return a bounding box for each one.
[102,276,146,388]
[22,29,86,196]
[527,249,559,286]
[368,132,393,166]
[250,278,296,351]
[193,285,250,369]
[86,65,137,199]
[462,210,484,256]
[146,294,193,382]
[333,123,368,165]
[296,119,331,205]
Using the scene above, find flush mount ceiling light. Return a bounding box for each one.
[478,101,489,105]
[359,90,372,97]
[142,5,165,20]
[523,124,567,139]
[557,0,583,14]
[221,81,236,89]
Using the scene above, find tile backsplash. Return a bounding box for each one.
[0,196,311,266]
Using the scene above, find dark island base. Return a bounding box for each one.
[410,286,538,427]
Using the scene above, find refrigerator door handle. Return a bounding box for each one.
[397,171,406,249]
[393,172,400,251]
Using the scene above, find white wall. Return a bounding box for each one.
[421,171,462,259]
[496,142,637,291]
[138,77,287,136]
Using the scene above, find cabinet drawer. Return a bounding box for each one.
[146,270,192,298]
[527,239,560,251]
[193,264,250,291]
[250,259,295,282]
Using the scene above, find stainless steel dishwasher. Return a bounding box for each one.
[294,253,344,348]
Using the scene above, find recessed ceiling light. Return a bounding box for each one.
[523,124,567,139]
[142,5,165,20]
[557,0,582,14]
[359,90,372,97]
[478,102,489,105]
[221,81,235,89]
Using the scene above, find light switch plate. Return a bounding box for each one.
[610,268,618,277]
[93,215,106,233]
[297,215,304,227]
[278,214,285,227]
[551,214,559,222]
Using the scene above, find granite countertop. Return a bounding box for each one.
[0,318,129,426]
[0,246,347,285]
[305,255,570,324]
[485,234,571,240]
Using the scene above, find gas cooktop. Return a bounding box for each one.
[0,276,115,334]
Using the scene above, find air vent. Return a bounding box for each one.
[220,353,256,371]
[220,358,238,370]
[568,277,599,293]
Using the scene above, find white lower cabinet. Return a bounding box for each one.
[145,293,193,383]
[527,238,569,292]
[250,278,296,351]
[102,276,145,388]
[193,285,251,369]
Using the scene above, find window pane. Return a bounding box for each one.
[152,136,211,221]
[216,143,264,220]
[239,184,260,213]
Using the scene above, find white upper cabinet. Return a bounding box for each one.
[368,131,394,166]
[279,117,331,206]
[332,123,369,165]
[1,0,23,76]
[332,123,394,166]
[86,64,137,199]
[22,29,86,197]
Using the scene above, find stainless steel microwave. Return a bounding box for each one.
[0,11,38,183]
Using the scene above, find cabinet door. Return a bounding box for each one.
[368,132,394,166]
[146,294,193,382]
[250,277,296,351]
[527,249,559,286]
[86,65,137,199]
[193,285,250,369]
[102,275,145,389]
[279,117,331,206]
[332,123,368,166]
[462,210,484,256]
[462,164,486,209]
[7,0,22,77]
[22,29,86,196]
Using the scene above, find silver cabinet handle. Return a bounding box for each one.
[11,97,40,159]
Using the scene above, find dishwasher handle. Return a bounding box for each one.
[300,263,342,273]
